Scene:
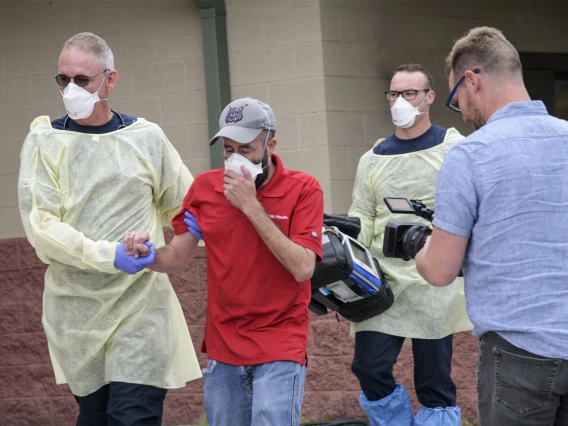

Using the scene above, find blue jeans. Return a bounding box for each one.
[352,331,456,407]
[202,359,307,426]
[477,332,568,425]
[74,382,167,426]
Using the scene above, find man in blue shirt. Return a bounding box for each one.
[416,26,568,425]
[348,64,470,426]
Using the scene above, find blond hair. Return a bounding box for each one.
[60,32,114,70]
[445,27,521,79]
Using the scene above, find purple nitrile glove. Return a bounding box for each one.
[114,241,155,274]
[184,211,203,239]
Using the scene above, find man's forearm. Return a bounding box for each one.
[147,233,199,273]
[243,201,315,282]
[415,237,439,284]
[415,228,468,286]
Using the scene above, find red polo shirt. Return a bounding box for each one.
[172,154,323,366]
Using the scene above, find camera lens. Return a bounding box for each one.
[402,225,432,259]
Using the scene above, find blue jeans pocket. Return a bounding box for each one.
[494,348,559,416]
[202,359,217,375]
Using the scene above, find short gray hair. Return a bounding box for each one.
[60,32,114,70]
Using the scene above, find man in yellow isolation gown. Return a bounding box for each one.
[18,32,201,425]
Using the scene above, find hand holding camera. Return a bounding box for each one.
[382,197,434,260]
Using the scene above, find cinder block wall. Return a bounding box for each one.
[224,0,333,210]
[2,1,568,425]
[0,234,477,425]
[0,0,210,240]
[0,1,211,425]
[0,232,211,426]
[318,0,568,213]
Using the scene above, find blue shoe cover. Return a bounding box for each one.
[415,406,461,426]
[360,383,414,426]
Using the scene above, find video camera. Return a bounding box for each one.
[308,215,393,322]
[382,197,434,261]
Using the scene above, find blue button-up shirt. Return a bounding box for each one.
[434,101,568,359]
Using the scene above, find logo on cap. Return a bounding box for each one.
[225,105,246,124]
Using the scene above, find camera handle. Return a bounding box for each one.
[409,199,435,222]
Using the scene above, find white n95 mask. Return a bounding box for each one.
[390,92,430,129]
[61,75,108,120]
[224,153,264,179]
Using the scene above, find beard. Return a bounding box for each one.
[253,153,270,188]
[464,94,486,130]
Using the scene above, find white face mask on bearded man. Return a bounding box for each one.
[224,152,263,179]
[224,149,270,188]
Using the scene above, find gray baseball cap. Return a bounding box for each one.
[209,97,277,146]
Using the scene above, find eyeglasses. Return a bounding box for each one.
[54,69,108,88]
[385,89,430,102]
[446,68,480,112]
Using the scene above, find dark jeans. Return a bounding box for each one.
[477,332,568,426]
[352,330,456,408]
[74,382,167,426]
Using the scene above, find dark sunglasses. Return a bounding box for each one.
[54,69,108,88]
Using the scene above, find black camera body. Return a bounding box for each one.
[382,198,434,261]
[308,215,394,322]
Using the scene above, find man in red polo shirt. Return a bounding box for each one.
[125,98,324,426]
